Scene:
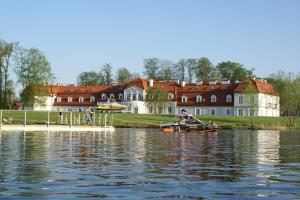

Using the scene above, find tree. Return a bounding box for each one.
[77,71,100,86]
[216,61,254,82]
[145,86,169,114]
[99,63,113,85]
[157,59,174,81]
[243,82,258,129]
[143,58,160,79]
[186,58,197,82]
[15,47,55,89]
[117,67,132,82]
[0,39,18,108]
[196,57,214,82]
[175,59,186,81]
[15,47,55,108]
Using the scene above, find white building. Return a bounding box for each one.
[25,77,280,117]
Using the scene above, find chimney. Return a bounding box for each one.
[196,81,203,85]
[181,81,186,87]
[149,79,153,87]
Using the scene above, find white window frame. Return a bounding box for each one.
[196,95,202,102]
[210,108,216,116]
[79,96,84,103]
[56,97,61,102]
[226,109,231,116]
[168,93,174,100]
[238,108,244,116]
[67,97,72,102]
[226,95,232,102]
[239,95,243,104]
[110,93,115,100]
[101,94,106,100]
[138,93,143,101]
[90,96,95,102]
[211,95,217,103]
[181,96,187,103]
[195,108,201,115]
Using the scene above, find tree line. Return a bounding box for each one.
[0,38,55,109]
[77,57,254,86]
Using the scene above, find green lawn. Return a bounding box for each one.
[1,110,299,130]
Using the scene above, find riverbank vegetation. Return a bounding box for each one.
[1,110,299,130]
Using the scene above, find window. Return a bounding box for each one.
[134,106,138,113]
[226,109,231,116]
[138,93,143,101]
[126,93,131,101]
[90,96,95,102]
[226,95,232,102]
[211,95,217,103]
[196,95,202,102]
[67,97,72,102]
[181,96,187,103]
[211,108,216,116]
[149,106,153,114]
[119,93,123,100]
[238,109,243,116]
[132,93,137,101]
[238,95,243,104]
[168,106,172,114]
[195,108,201,115]
[101,94,106,100]
[56,97,61,102]
[158,107,163,114]
[168,93,174,100]
[110,93,115,100]
[79,96,84,102]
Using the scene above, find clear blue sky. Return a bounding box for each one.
[1,0,299,85]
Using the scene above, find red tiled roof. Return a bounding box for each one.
[125,78,149,90]
[234,79,278,96]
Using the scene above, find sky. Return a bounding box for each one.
[0,0,299,86]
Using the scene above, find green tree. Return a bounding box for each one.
[186,58,197,82]
[216,61,254,82]
[0,39,18,108]
[15,48,55,108]
[143,58,159,79]
[77,71,100,86]
[175,59,186,81]
[15,48,55,89]
[243,82,258,129]
[99,63,113,85]
[145,86,169,114]
[158,60,173,81]
[117,67,132,82]
[196,57,213,82]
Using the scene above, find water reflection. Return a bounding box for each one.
[0,129,299,199]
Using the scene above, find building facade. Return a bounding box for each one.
[29,77,280,117]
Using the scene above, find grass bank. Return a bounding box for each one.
[1,110,299,130]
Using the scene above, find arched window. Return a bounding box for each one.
[168,93,174,100]
[110,93,115,100]
[181,96,187,103]
[67,97,73,102]
[118,93,124,100]
[101,94,106,100]
[56,97,61,102]
[79,96,84,103]
[90,96,95,102]
[226,95,232,102]
[196,95,202,102]
[211,95,217,103]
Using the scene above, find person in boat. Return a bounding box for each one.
[207,120,218,129]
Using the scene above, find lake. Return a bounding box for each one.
[0,129,299,199]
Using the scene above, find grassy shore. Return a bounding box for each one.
[1,110,300,130]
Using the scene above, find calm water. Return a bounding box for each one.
[0,129,299,199]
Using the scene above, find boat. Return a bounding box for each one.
[160,114,218,133]
[96,101,128,111]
